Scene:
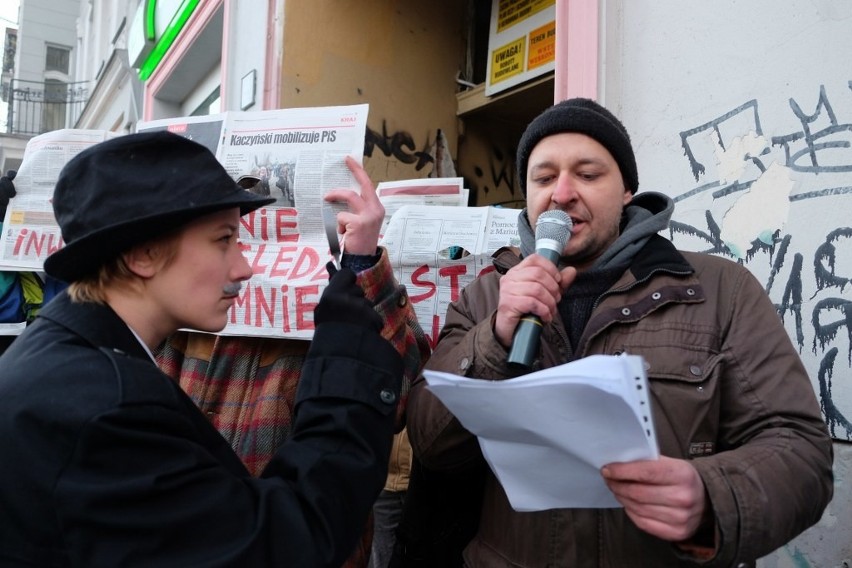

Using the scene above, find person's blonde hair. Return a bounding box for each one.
[67,234,181,303]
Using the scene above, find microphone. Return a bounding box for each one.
[507,210,573,370]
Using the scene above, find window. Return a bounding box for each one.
[45,46,70,74]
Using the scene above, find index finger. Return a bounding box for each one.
[344,156,379,204]
[517,253,562,278]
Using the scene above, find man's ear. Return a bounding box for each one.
[122,244,161,279]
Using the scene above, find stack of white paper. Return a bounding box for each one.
[423,354,658,511]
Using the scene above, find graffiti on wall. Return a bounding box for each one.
[670,83,852,440]
[364,120,434,172]
[469,144,518,207]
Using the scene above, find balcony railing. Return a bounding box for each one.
[2,78,90,136]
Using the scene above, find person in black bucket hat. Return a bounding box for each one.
[0,130,408,566]
[405,98,831,567]
[44,130,275,283]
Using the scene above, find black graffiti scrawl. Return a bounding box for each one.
[364,120,434,171]
[671,83,852,441]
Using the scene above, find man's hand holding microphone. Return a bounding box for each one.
[498,210,575,370]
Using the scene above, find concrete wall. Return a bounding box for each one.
[279,0,466,184]
[602,1,852,565]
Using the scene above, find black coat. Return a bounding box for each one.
[0,292,402,567]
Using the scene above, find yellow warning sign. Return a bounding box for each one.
[490,36,527,84]
[497,0,555,33]
[527,20,555,70]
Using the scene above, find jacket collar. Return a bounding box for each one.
[36,291,152,361]
[492,235,694,280]
[628,234,694,281]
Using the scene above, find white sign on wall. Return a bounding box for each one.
[485,0,556,96]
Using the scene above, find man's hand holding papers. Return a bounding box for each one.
[601,455,709,542]
[422,354,659,511]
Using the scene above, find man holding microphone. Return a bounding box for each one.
[406,98,832,567]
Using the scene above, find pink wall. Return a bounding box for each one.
[554,0,599,102]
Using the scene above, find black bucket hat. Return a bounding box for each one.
[44,130,275,282]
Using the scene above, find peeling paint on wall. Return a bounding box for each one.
[720,161,793,258]
[716,131,769,185]
[611,4,852,564]
[669,82,852,442]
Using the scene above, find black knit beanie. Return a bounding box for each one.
[516,98,638,195]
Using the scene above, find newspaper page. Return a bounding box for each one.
[380,205,521,346]
[375,177,467,234]
[138,104,369,339]
[0,129,118,271]
[134,113,227,155]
